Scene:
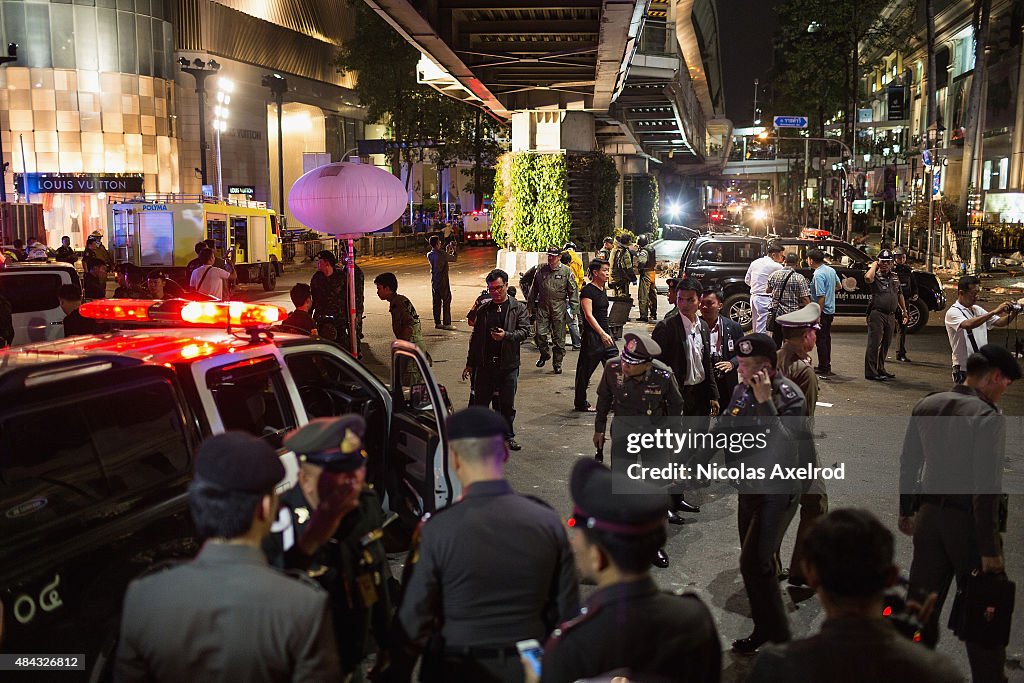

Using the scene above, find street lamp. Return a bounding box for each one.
[262,73,288,225]
[179,57,221,190]
[213,78,233,200]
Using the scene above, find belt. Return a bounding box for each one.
[443,645,519,659]
[919,494,972,511]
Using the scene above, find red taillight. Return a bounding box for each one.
[882,606,892,617]
[79,300,153,321]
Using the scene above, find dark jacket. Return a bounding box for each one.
[707,314,745,400]
[651,314,720,405]
[310,268,347,319]
[466,296,530,371]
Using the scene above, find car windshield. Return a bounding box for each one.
[651,239,690,264]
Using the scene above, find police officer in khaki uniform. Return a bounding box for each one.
[775,304,827,588]
[536,458,721,683]
[531,246,580,374]
[266,415,392,682]
[636,235,657,322]
[864,249,908,381]
[688,333,806,654]
[594,332,684,567]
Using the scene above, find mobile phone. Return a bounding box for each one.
[516,639,543,677]
[490,326,501,333]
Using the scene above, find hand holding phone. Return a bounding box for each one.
[516,639,543,680]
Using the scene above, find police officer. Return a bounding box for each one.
[536,458,721,683]
[597,236,614,262]
[899,344,1021,683]
[594,332,684,565]
[688,333,806,654]
[892,247,918,362]
[636,235,657,322]
[380,407,579,683]
[864,248,908,381]
[530,246,579,374]
[310,250,350,346]
[266,415,392,681]
[775,304,827,587]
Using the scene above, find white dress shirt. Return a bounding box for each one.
[745,255,783,297]
[679,315,706,386]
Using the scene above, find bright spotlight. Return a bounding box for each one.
[667,203,681,218]
[753,208,768,221]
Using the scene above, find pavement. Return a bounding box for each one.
[245,246,1024,682]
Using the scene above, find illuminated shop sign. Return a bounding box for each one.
[19,173,145,194]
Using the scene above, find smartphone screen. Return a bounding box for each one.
[516,639,543,677]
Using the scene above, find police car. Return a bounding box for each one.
[0,261,82,345]
[0,298,454,679]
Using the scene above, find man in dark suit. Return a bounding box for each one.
[651,279,720,420]
[700,287,745,403]
[117,432,341,681]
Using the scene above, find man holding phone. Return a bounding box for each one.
[464,269,531,451]
[531,458,721,683]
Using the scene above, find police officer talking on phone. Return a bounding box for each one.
[864,249,907,381]
[265,415,392,681]
[526,458,721,683]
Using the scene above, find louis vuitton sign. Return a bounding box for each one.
[19,173,145,194]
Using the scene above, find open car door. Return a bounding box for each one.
[387,340,456,547]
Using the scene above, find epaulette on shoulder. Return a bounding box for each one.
[549,602,603,643]
[778,381,799,401]
[283,568,328,592]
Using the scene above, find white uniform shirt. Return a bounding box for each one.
[745,255,783,297]
[944,303,998,368]
[679,315,706,386]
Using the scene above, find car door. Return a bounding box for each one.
[821,242,872,315]
[0,270,74,345]
[388,340,455,545]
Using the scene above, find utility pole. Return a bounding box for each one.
[179,57,222,189]
[262,73,288,224]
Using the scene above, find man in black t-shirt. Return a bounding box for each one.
[574,259,615,411]
[281,283,316,335]
[60,284,106,337]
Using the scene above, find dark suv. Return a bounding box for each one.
[679,235,947,333]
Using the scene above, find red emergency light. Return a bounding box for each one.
[80,299,286,329]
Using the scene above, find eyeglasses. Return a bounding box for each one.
[487,283,506,292]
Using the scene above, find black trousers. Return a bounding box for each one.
[909,502,1007,683]
[574,343,605,409]
[864,310,894,377]
[738,494,797,643]
[470,363,518,437]
[895,309,909,357]
[815,312,834,372]
[421,651,524,683]
[432,279,452,326]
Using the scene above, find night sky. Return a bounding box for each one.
[717,0,778,127]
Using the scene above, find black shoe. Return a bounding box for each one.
[553,364,562,374]
[675,498,701,514]
[777,567,790,582]
[536,355,549,368]
[667,510,686,525]
[639,317,650,323]
[573,403,595,412]
[897,355,911,363]
[883,371,896,378]
[434,323,442,329]
[653,548,670,568]
[506,438,522,451]
[572,345,581,350]
[865,375,888,381]
[731,634,769,655]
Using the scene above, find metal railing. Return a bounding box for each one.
[281,233,430,263]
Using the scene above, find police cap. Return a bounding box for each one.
[546,245,562,256]
[977,344,1023,381]
[877,249,894,261]
[570,458,669,536]
[621,332,661,364]
[194,432,284,493]
[603,236,614,245]
[893,247,907,256]
[776,302,821,329]
[447,406,510,440]
[737,332,777,360]
[284,415,366,472]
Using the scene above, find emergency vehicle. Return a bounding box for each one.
[462,210,493,243]
[109,197,284,291]
[0,298,454,679]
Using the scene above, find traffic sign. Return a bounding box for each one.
[773,115,808,129]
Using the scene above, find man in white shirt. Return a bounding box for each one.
[745,241,786,333]
[189,248,235,300]
[944,274,1019,383]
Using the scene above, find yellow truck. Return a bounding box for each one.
[109,197,283,291]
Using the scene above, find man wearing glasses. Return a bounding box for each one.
[463,269,531,451]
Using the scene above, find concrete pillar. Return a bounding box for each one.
[1010,31,1024,189]
[510,111,596,152]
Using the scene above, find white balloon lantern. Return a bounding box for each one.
[287,162,408,355]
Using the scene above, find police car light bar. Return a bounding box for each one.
[80,299,286,328]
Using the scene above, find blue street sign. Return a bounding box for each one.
[773,115,808,128]
[921,149,932,167]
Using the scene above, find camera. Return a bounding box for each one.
[883,574,924,642]
[710,351,725,378]
[1008,303,1023,314]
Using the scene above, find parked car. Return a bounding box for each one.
[0,261,81,345]
[678,234,946,332]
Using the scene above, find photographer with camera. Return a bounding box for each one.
[944,275,1022,384]
[749,508,960,683]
